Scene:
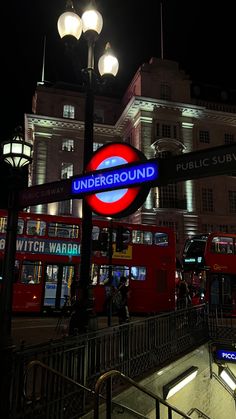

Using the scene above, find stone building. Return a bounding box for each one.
[25,57,236,256]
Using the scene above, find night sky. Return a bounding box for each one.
[2,0,236,141]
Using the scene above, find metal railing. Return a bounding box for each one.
[94,369,193,419]
[187,407,211,419]
[207,305,236,343]
[10,305,208,418]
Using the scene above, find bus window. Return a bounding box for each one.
[0,216,24,235]
[211,236,234,254]
[185,239,205,256]
[17,219,24,235]
[154,232,169,246]
[48,222,79,239]
[0,217,7,233]
[99,265,129,286]
[91,264,99,285]
[92,225,100,240]
[132,230,148,244]
[14,260,20,283]
[131,266,146,281]
[21,261,42,284]
[143,231,153,245]
[27,220,46,236]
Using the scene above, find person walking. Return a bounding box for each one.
[177,278,191,309]
[116,276,130,324]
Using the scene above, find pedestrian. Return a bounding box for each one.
[70,275,79,304]
[116,276,130,324]
[102,276,115,314]
[177,278,191,309]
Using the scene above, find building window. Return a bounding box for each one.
[202,224,214,233]
[158,184,178,208]
[229,225,236,234]
[224,133,235,144]
[199,130,210,143]
[63,104,75,119]
[62,139,74,151]
[93,142,103,152]
[156,123,177,139]
[160,83,171,100]
[158,151,173,159]
[61,163,73,179]
[94,108,104,123]
[218,225,228,233]
[158,220,178,241]
[58,200,72,215]
[161,124,171,138]
[229,191,236,213]
[202,188,214,212]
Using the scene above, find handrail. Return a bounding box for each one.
[23,360,149,418]
[94,369,193,419]
[211,372,236,399]
[23,360,93,400]
[187,407,211,418]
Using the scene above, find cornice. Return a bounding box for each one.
[26,95,236,142]
[25,114,118,139]
[116,96,236,129]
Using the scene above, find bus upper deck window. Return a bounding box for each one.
[0,217,7,233]
[154,232,169,246]
[48,222,79,238]
[143,231,153,245]
[132,230,142,244]
[27,220,46,236]
[211,236,233,254]
[17,219,24,235]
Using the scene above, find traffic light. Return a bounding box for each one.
[99,231,109,251]
[116,226,128,252]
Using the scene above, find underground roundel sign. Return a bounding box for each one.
[85,142,150,218]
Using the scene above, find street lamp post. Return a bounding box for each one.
[0,128,32,418]
[107,218,113,327]
[57,0,119,327]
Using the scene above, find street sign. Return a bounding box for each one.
[75,142,158,217]
[17,143,236,209]
[157,143,236,185]
[18,179,72,208]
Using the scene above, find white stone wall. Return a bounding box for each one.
[108,344,236,419]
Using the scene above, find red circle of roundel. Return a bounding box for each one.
[85,143,145,217]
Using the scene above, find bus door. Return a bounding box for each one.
[44,264,74,309]
[209,273,236,314]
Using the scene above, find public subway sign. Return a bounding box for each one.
[158,143,236,185]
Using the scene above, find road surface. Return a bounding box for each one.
[12,314,141,348]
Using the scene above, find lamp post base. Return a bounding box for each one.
[68,286,98,335]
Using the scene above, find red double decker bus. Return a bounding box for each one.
[0,210,176,314]
[182,232,236,314]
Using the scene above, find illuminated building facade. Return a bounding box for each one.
[25,58,236,256]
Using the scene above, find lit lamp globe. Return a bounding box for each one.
[2,128,33,168]
[81,8,103,36]
[57,1,82,40]
[98,43,119,77]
